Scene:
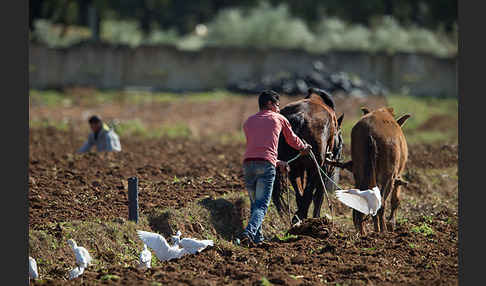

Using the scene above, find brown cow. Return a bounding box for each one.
[329,107,410,235]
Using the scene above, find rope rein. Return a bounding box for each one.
[285,151,343,191]
[280,148,343,225]
[308,150,334,224]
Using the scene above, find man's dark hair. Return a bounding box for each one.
[88,115,102,124]
[258,90,280,110]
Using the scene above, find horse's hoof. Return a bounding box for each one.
[291,215,301,226]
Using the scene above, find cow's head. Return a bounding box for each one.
[361,107,370,115]
[331,114,345,161]
[324,113,345,193]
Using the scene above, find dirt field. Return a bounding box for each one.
[29,90,458,285]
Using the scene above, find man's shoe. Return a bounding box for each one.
[234,234,255,248]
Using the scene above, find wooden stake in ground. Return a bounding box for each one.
[128,177,139,223]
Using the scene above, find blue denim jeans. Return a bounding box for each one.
[241,160,276,243]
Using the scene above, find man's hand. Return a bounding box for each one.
[277,160,290,173]
[300,143,312,156]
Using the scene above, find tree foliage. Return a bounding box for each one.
[29,1,457,57]
[30,0,457,36]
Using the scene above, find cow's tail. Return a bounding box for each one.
[353,135,378,232]
[368,135,378,188]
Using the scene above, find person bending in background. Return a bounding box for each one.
[77,115,121,153]
[237,90,311,247]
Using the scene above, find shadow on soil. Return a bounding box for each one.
[147,211,174,238]
[145,195,249,242]
[198,197,246,241]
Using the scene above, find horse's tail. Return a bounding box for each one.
[271,169,288,218]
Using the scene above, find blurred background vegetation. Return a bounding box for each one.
[29,0,457,57]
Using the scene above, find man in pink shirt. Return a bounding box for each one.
[237,90,311,247]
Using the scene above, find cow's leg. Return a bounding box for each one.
[372,214,380,232]
[371,182,383,232]
[353,210,366,236]
[377,203,386,232]
[379,180,394,232]
[387,184,402,231]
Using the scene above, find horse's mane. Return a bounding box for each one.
[306,87,335,110]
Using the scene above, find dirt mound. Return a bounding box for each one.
[417,114,458,132]
[287,217,333,239]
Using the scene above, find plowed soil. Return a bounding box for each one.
[29,128,244,229]
[36,215,457,286]
[29,93,458,285]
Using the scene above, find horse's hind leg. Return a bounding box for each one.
[312,179,326,218]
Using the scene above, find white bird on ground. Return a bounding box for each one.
[69,266,85,280]
[172,230,214,255]
[137,230,187,261]
[29,256,39,281]
[138,244,152,269]
[335,186,382,216]
[67,239,92,272]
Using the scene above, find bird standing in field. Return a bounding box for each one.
[172,230,214,254]
[67,239,92,279]
[137,230,187,261]
[335,186,382,216]
[29,256,39,282]
[138,244,152,269]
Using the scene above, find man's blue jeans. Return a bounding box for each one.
[241,160,276,243]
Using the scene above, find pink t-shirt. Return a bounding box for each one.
[243,110,306,167]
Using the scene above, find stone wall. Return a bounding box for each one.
[29,43,457,97]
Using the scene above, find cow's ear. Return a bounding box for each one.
[361,107,370,115]
[396,114,411,127]
[337,113,344,128]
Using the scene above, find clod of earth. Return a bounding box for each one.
[287,217,333,239]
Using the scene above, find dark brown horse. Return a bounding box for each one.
[272,88,344,223]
